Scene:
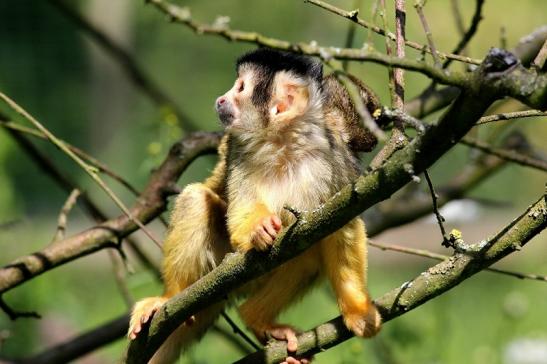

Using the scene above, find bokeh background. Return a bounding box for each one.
[0,0,546,363]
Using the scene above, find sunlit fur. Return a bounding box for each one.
[225,66,381,342]
[128,50,381,364]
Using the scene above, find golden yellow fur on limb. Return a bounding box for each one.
[128,49,382,364]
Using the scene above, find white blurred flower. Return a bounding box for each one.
[504,339,547,364]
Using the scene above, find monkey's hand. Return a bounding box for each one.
[249,215,282,251]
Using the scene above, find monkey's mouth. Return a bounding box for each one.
[217,110,234,126]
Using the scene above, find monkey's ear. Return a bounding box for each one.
[270,75,310,123]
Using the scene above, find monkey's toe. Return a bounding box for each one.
[282,356,313,364]
[128,296,168,340]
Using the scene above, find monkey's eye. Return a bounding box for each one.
[237,80,245,93]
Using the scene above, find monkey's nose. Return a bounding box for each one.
[215,96,226,110]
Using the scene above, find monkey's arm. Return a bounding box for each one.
[128,138,231,361]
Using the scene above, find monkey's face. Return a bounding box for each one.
[215,66,257,129]
[215,65,315,134]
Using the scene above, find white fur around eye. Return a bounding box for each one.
[270,105,278,115]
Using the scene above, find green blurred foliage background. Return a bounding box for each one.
[0,0,545,363]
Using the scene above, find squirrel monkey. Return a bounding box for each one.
[129,49,383,364]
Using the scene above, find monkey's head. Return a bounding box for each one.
[215,48,323,134]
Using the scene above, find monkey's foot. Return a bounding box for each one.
[281,357,313,364]
[250,215,282,250]
[343,304,382,338]
[261,325,314,364]
[128,296,168,340]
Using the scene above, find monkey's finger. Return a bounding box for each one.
[283,357,300,364]
[263,220,279,239]
[250,231,269,250]
[130,323,141,340]
[141,310,154,325]
[270,215,282,231]
[257,227,274,246]
[285,330,298,352]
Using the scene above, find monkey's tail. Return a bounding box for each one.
[148,302,225,364]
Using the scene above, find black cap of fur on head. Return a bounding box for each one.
[236,48,323,108]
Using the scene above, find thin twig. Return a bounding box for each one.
[450,0,466,37]
[12,314,129,364]
[379,0,395,101]
[0,92,162,248]
[145,0,472,88]
[475,110,547,125]
[461,137,547,173]
[414,0,441,67]
[332,71,387,141]
[368,240,547,282]
[381,107,426,134]
[531,39,547,70]
[341,0,362,71]
[47,0,197,130]
[393,0,406,110]
[369,0,408,170]
[108,250,134,308]
[212,325,253,354]
[0,119,169,227]
[51,189,81,244]
[0,120,142,197]
[0,115,163,280]
[444,0,485,68]
[423,170,449,246]
[221,311,261,351]
[0,297,41,320]
[305,0,481,65]
[500,26,507,49]
[0,131,221,296]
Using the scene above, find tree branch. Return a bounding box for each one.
[414,0,441,68]
[0,115,162,279]
[305,0,481,65]
[368,240,547,283]
[0,132,221,295]
[475,109,546,125]
[461,136,547,173]
[405,25,547,119]
[0,92,162,247]
[11,314,129,364]
[365,131,515,236]
[51,189,81,244]
[444,0,485,68]
[237,194,546,363]
[146,0,470,88]
[0,119,142,199]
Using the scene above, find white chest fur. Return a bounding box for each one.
[228,142,335,215]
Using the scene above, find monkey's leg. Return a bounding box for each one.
[239,248,319,354]
[129,183,230,364]
[320,218,381,338]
